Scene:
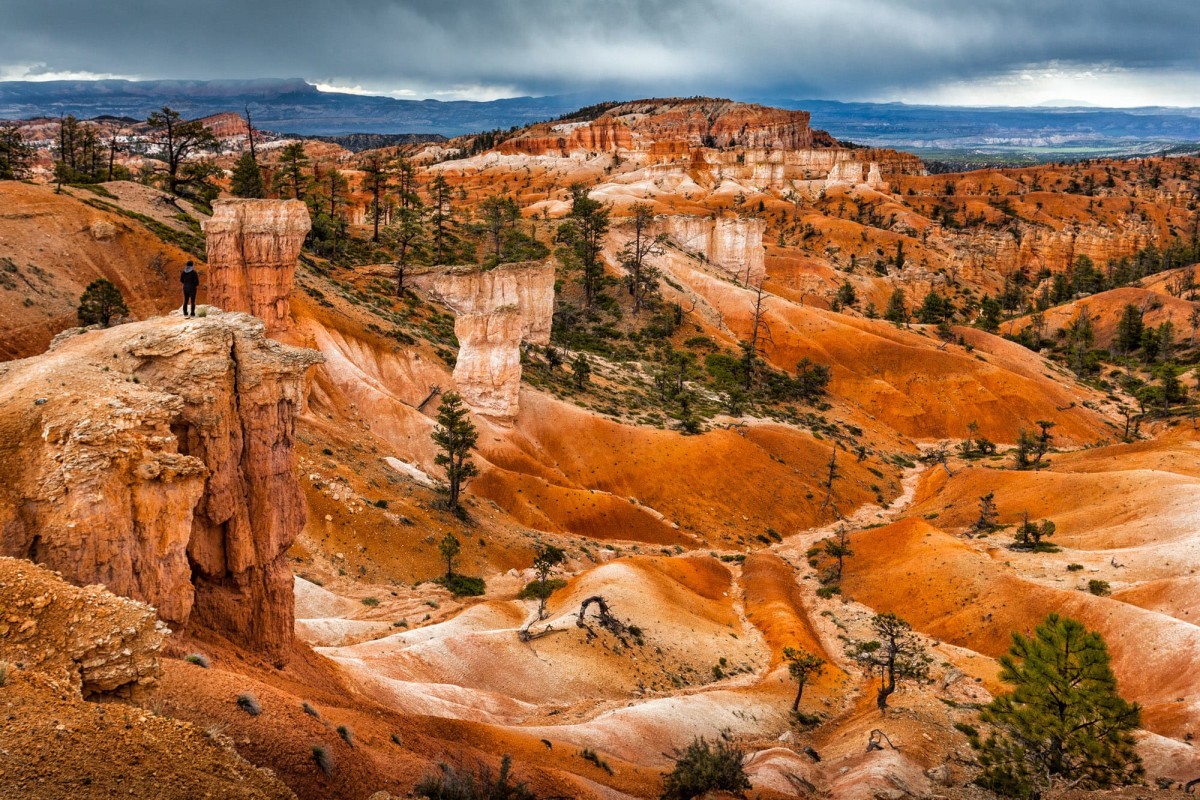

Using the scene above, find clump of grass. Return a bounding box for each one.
[337,725,354,747]
[312,745,333,774]
[302,701,321,719]
[1087,579,1111,596]
[361,596,381,607]
[580,748,614,775]
[1066,563,1084,571]
[390,733,403,746]
[185,653,210,668]
[236,693,262,716]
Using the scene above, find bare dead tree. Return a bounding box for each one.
[244,105,257,161]
[819,445,841,516]
[742,282,774,390]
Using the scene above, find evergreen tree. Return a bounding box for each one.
[619,203,667,313]
[835,280,857,309]
[0,125,34,179]
[1114,303,1144,356]
[973,614,1142,798]
[661,735,750,800]
[526,543,567,620]
[917,290,948,324]
[274,142,309,200]
[359,152,394,242]
[145,107,218,196]
[477,194,521,265]
[572,353,591,390]
[438,532,460,580]
[381,201,427,295]
[428,174,459,264]
[77,279,129,327]
[821,525,854,583]
[229,150,265,198]
[847,612,930,711]
[782,647,826,712]
[432,392,479,512]
[978,295,1003,333]
[559,183,611,306]
[884,287,909,325]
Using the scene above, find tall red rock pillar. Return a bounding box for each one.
[202,199,311,336]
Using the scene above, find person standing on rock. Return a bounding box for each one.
[180,260,199,317]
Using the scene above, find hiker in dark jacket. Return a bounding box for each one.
[181,261,199,317]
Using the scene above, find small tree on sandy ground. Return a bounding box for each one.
[433,392,478,512]
[847,612,931,712]
[522,543,567,620]
[439,533,460,581]
[971,614,1142,798]
[821,525,854,583]
[782,647,826,713]
[975,492,999,532]
[78,279,129,327]
[1012,513,1057,552]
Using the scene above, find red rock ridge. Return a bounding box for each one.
[0,312,322,663]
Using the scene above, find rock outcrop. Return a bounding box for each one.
[0,556,166,699]
[825,160,889,191]
[0,312,322,662]
[658,215,766,286]
[500,98,816,155]
[202,199,311,336]
[410,260,554,420]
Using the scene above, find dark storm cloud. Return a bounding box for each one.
[2,0,1198,99]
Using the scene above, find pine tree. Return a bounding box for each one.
[884,287,909,325]
[432,392,479,512]
[359,152,394,242]
[77,279,129,327]
[0,125,35,179]
[230,151,265,198]
[438,532,460,580]
[381,201,427,295]
[1115,303,1144,356]
[274,142,309,200]
[428,174,459,264]
[526,543,567,620]
[782,647,826,712]
[847,612,930,711]
[145,107,218,196]
[972,614,1142,798]
[558,183,611,306]
[620,203,667,312]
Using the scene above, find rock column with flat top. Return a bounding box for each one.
[202,199,311,335]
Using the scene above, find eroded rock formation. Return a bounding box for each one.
[202,199,310,335]
[0,556,166,699]
[410,260,554,420]
[658,215,766,286]
[0,312,322,662]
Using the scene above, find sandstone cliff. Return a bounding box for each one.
[657,215,766,286]
[500,98,815,155]
[410,260,555,420]
[202,199,311,336]
[0,312,322,662]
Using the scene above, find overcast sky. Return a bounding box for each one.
[2,0,1199,106]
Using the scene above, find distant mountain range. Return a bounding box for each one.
[3,79,1200,162]
[0,78,600,137]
